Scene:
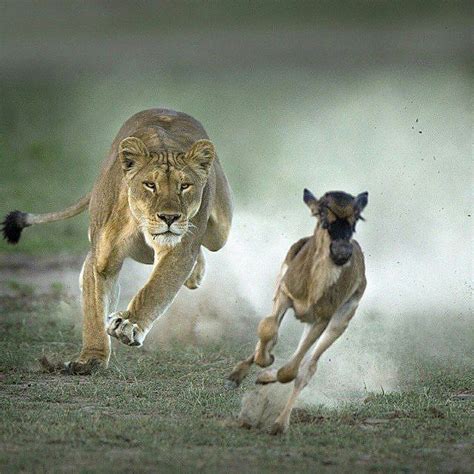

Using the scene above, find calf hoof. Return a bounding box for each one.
[277,366,297,384]
[239,419,253,430]
[224,378,239,390]
[254,353,274,368]
[255,369,278,385]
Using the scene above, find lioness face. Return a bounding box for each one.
[303,189,368,266]
[119,137,215,247]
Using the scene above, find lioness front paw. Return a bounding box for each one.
[106,311,144,347]
[40,356,105,375]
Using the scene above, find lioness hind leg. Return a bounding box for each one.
[202,164,233,252]
[184,248,206,289]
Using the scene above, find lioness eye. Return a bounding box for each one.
[180,183,191,191]
[143,182,156,190]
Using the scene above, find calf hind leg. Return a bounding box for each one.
[271,301,359,434]
[276,320,327,383]
[256,320,327,385]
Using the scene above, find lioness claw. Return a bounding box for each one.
[107,312,144,347]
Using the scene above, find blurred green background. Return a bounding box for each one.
[0,1,471,318]
[0,5,472,470]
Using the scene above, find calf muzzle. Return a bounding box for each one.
[330,240,353,266]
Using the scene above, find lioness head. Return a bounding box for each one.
[119,136,215,247]
[303,189,368,266]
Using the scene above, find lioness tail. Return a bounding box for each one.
[2,193,91,244]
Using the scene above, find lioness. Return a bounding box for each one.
[2,108,233,374]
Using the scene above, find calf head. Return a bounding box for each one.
[303,188,368,266]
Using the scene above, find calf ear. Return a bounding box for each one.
[186,140,215,178]
[355,192,368,212]
[303,188,319,215]
[119,137,150,174]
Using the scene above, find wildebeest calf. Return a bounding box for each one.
[227,188,368,434]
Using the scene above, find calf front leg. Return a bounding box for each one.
[107,245,198,347]
[225,292,290,388]
[254,292,291,367]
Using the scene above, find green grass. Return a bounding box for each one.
[0,80,92,255]
[0,287,472,473]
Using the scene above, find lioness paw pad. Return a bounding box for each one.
[106,312,144,347]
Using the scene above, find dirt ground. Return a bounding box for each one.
[1,254,473,473]
[0,253,257,348]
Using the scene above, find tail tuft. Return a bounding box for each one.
[2,211,30,244]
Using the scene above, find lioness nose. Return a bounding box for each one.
[157,213,181,226]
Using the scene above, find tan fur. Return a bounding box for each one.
[279,226,365,322]
[227,197,366,434]
[18,108,233,373]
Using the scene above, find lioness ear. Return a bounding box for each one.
[119,137,150,173]
[303,188,319,215]
[185,139,215,177]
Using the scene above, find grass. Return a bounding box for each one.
[0,286,472,473]
[0,80,91,255]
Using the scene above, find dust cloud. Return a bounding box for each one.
[121,199,472,409]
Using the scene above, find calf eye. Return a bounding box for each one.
[143,182,156,191]
[180,183,192,191]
